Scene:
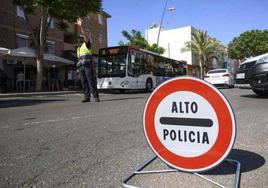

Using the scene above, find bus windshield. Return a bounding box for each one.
[98,54,127,78]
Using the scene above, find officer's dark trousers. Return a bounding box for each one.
[78,64,99,100]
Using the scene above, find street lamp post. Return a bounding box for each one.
[156,0,175,46]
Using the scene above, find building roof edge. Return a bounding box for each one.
[100,10,111,18]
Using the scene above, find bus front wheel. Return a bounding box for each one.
[145,79,153,92]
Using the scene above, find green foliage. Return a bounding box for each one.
[227,30,268,60]
[181,30,222,78]
[120,29,165,54]
[15,0,102,21]
[147,44,165,54]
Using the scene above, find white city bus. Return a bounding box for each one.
[97,46,187,91]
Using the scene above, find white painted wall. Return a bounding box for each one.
[145,26,195,65]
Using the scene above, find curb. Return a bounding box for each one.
[0,91,82,98]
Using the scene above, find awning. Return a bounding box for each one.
[44,53,73,65]
[7,47,74,66]
[9,47,35,57]
[0,47,10,55]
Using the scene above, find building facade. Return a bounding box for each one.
[0,0,110,92]
[145,26,224,77]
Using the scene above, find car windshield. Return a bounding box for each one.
[208,70,227,74]
[239,61,257,68]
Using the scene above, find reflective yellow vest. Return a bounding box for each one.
[77,42,93,67]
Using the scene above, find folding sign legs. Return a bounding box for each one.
[122,155,241,188]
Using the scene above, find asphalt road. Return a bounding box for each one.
[0,88,267,188]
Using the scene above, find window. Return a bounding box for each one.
[99,34,103,45]
[16,6,25,19]
[128,50,142,77]
[16,33,29,47]
[98,54,127,78]
[98,14,103,25]
[47,16,54,29]
[47,40,55,54]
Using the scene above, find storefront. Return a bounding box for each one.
[0,47,74,92]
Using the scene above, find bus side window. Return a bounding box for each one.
[132,53,141,77]
[128,51,141,77]
[153,56,160,76]
[128,57,134,76]
[141,54,148,74]
[145,54,154,75]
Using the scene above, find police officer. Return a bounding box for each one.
[76,18,100,103]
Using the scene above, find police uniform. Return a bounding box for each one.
[77,42,99,102]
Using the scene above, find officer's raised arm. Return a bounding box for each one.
[76,17,91,49]
[76,17,89,43]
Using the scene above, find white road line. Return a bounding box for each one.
[23,115,93,126]
[23,118,68,126]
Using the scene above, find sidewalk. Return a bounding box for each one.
[0,90,81,98]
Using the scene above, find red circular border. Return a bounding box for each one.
[144,78,235,171]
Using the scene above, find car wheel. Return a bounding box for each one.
[252,89,268,96]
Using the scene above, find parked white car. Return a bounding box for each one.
[204,69,234,88]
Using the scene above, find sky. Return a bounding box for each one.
[102,0,268,47]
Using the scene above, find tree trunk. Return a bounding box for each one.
[35,7,48,91]
[36,56,43,91]
[199,60,204,79]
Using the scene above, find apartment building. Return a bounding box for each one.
[0,0,110,91]
[145,26,224,77]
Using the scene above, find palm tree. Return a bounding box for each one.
[182,30,222,79]
[119,29,165,54]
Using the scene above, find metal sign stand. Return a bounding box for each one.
[122,155,241,188]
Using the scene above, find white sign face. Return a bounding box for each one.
[155,91,218,157]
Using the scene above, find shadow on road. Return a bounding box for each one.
[240,94,268,99]
[202,149,265,175]
[100,89,151,95]
[0,98,67,108]
[102,96,147,102]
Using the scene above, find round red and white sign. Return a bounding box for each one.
[143,77,236,172]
